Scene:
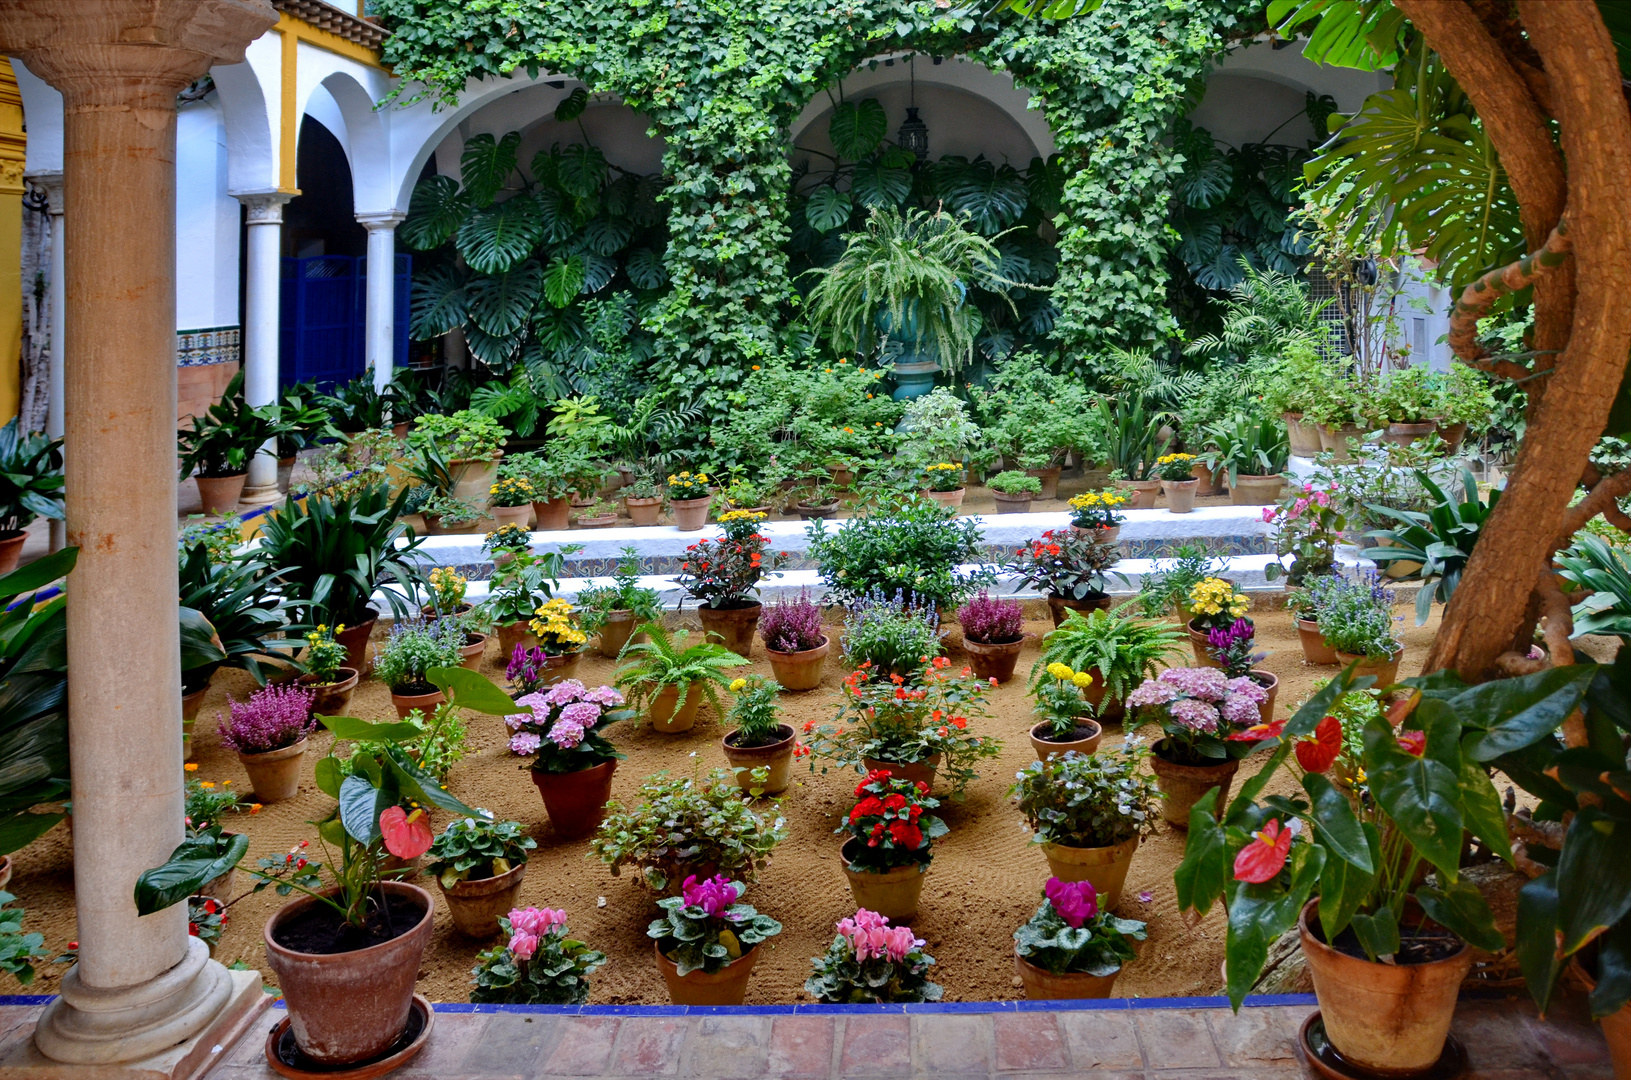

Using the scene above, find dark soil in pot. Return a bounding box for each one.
[270,891,427,955]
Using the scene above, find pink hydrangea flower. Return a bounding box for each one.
[1045,877,1099,928]
[541,680,588,706]
[1159,666,1230,702]
[1169,697,1220,733]
[681,874,741,918]
[559,701,601,727]
[1125,679,1178,708]
[1225,676,1269,704]
[508,732,542,755]
[1220,693,1262,727]
[504,711,530,731]
[583,685,625,707]
[547,719,585,749]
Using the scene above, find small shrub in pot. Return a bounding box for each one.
[1031,602,1186,717]
[760,589,829,690]
[956,591,1024,684]
[840,589,941,680]
[1013,877,1147,999]
[988,470,1042,498]
[470,908,606,1004]
[805,908,941,1003]
[576,548,663,658]
[375,620,464,713]
[721,676,795,795]
[648,874,783,1004]
[425,815,537,939]
[614,624,746,732]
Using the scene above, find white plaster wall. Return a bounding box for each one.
[175,97,241,331]
[519,101,665,175]
[1188,73,1318,149]
[11,59,62,175]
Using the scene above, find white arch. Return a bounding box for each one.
[290,46,394,214]
[211,34,278,195]
[1213,38,1389,114]
[10,57,62,175]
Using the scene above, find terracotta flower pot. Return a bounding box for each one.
[1187,619,1226,669]
[963,635,1023,684]
[697,601,762,658]
[449,455,500,509]
[495,620,534,658]
[199,835,236,900]
[1116,478,1162,509]
[671,496,711,532]
[722,724,796,795]
[1149,749,1239,828]
[238,738,307,803]
[531,759,617,839]
[300,667,359,717]
[861,753,940,789]
[1297,619,1338,665]
[277,456,297,494]
[195,473,247,516]
[624,496,662,526]
[438,861,527,939]
[1069,524,1120,544]
[334,611,378,675]
[795,501,839,521]
[533,497,571,531]
[1047,593,1113,628]
[828,465,856,487]
[458,633,488,671]
[839,838,927,922]
[576,513,618,529]
[1029,720,1102,763]
[765,636,829,691]
[1014,950,1121,1001]
[648,682,703,733]
[597,610,646,659]
[991,490,1034,515]
[1298,899,1472,1073]
[491,503,532,531]
[1040,834,1139,910]
[537,650,582,686]
[181,682,209,760]
[1578,962,1631,1080]
[1025,465,1063,501]
[923,487,966,511]
[390,687,445,720]
[1251,669,1279,726]
[1162,478,1199,514]
[1283,412,1323,457]
[1336,649,1402,686]
[263,881,434,1066]
[424,514,483,536]
[0,531,25,576]
[1385,420,1437,448]
[1230,473,1285,506]
[1375,534,1424,579]
[1435,420,1469,456]
[655,940,760,1006]
[1318,423,1365,461]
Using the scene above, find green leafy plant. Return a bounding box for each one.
[474,546,578,629]
[0,418,63,535]
[1202,413,1290,483]
[177,370,297,480]
[1098,396,1171,482]
[318,376,391,434]
[409,409,508,462]
[614,623,746,720]
[1007,530,1125,602]
[988,470,1042,497]
[0,549,75,854]
[1362,468,1495,624]
[591,768,787,893]
[807,496,994,610]
[1135,543,1218,618]
[1011,742,1161,849]
[725,675,783,748]
[425,814,535,890]
[0,893,47,985]
[575,548,663,636]
[1556,534,1631,640]
[839,590,942,678]
[1031,603,1187,708]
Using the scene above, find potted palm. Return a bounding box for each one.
[759,590,830,690]
[424,815,536,939]
[1100,397,1171,507]
[1009,530,1127,627]
[1030,602,1187,722]
[676,510,782,655]
[505,676,632,839]
[178,370,297,515]
[720,675,795,795]
[1011,742,1160,909]
[577,548,664,658]
[1013,877,1147,1000]
[615,623,746,733]
[836,770,946,921]
[217,683,318,803]
[0,418,63,575]
[647,875,782,1005]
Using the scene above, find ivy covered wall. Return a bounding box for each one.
[377,0,1256,417]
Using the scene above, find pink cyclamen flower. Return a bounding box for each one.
[1045,876,1099,928]
[681,874,741,918]
[508,927,538,960]
[1260,507,1276,523]
[835,909,921,963]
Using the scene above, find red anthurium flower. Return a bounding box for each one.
[380,806,433,860]
[1295,715,1343,773]
[1226,718,1285,742]
[1397,730,1427,757]
[1233,818,1293,883]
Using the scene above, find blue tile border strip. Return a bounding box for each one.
[0,992,1317,1014]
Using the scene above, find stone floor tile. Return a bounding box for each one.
[1134,1008,1221,1070]
[1056,1009,1142,1071]
[993,1013,1067,1072]
[535,1015,619,1076]
[397,1011,494,1078]
[462,1013,568,1077]
[911,1013,992,1074]
[1454,1002,1553,1071]
[767,1015,836,1080]
[1520,998,1612,1067]
[1561,1065,1620,1079]
[609,1016,685,1076]
[838,1015,910,1077]
[1206,1005,1300,1069]
[684,1014,772,1079]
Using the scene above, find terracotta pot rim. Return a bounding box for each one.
[765,636,830,659]
[722,724,795,751]
[1296,898,1469,972]
[299,667,360,689]
[389,687,443,703]
[440,860,527,899]
[699,599,763,613]
[963,634,1024,651]
[237,737,309,765]
[653,938,759,977]
[1029,719,1102,745]
[263,881,433,961]
[1014,948,1121,983]
[195,470,249,481]
[1040,834,1140,859]
[1250,669,1279,690]
[1334,647,1403,662]
[1149,747,1240,777]
[671,495,711,506]
[838,837,929,880]
[0,529,23,542]
[1161,478,1200,487]
[530,757,618,779]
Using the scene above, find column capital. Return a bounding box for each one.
[233,189,295,224]
[356,210,407,231]
[24,168,63,214]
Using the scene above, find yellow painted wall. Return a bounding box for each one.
[0,60,23,424]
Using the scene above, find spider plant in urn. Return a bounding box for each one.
[676,509,783,656]
[647,875,783,1005]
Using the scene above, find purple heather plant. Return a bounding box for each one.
[760,590,826,654]
[1204,618,1266,678]
[217,683,317,755]
[956,591,1023,645]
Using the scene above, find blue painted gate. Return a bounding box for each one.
[280,253,411,390]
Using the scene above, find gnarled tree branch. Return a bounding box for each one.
[1446,222,1571,366]
[1553,467,1631,549]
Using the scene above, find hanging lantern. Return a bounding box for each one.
[897,56,929,161]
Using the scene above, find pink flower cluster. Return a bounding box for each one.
[504,681,625,756]
[1044,877,1099,928]
[506,906,568,960]
[1125,667,1268,734]
[1261,482,1337,524]
[681,874,741,918]
[835,908,922,964]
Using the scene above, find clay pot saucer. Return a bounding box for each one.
[265,994,433,1080]
[1297,1011,1466,1080]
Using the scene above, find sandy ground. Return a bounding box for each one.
[0,604,1453,1005]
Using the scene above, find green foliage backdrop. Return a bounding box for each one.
[377,0,1256,417]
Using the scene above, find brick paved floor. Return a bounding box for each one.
[0,993,1614,1079]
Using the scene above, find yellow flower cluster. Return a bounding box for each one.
[923,462,962,474]
[718,509,767,523]
[1045,662,1094,688]
[490,476,534,499]
[529,597,588,650]
[667,470,712,499]
[729,678,747,692]
[1189,576,1249,619]
[1156,453,1196,465]
[1068,491,1128,510]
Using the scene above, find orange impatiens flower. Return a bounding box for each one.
[1233,818,1294,884]
[1295,715,1343,774]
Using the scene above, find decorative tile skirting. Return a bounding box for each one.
[177,325,241,367]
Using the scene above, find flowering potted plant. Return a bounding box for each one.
[1029,662,1102,758]
[805,908,941,1003]
[1154,452,1200,513]
[1008,530,1126,626]
[470,908,606,1004]
[840,590,942,680]
[1285,573,1349,665]
[474,546,578,656]
[1067,489,1128,541]
[424,815,536,939]
[759,589,829,690]
[487,474,535,531]
[835,770,947,921]
[186,894,227,956]
[591,768,788,895]
[426,566,469,618]
[527,597,589,683]
[1202,618,1277,722]
[721,675,795,795]
[1314,573,1404,684]
[505,679,632,838]
[806,659,1000,797]
[217,683,318,803]
[576,548,663,658]
[1262,482,1347,586]
[987,470,1041,514]
[297,624,358,715]
[1184,576,1249,663]
[956,591,1025,683]
[375,619,465,718]
[480,525,532,568]
[667,469,713,531]
[1010,742,1160,907]
[647,874,783,1005]
[676,510,783,656]
[920,461,966,509]
[614,623,746,733]
[1030,602,1186,722]
[1125,666,1269,826]
[1014,877,1147,999]
[185,770,257,898]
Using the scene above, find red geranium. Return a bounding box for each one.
[839,771,945,873]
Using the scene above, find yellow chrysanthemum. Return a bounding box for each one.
[1071,671,1094,688]
[1046,662,1074,681]
[184,762,199,773]
[729,678,747,692]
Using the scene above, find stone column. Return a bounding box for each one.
[0,0,277,1069]
[235,191,291,505]
[27,170,64,552]
[357,210,404,392]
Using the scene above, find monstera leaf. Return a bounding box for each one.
[578,215,633,257]
[805,186,852,233]
[399,175,468,251]
[625,247,669,290]
[465,261,543,338]
[457,196,544,274]
[409,263,468,340]
[933,156,1029,235]
[852,161,912,209]
[459,131,521,208]
[556,143,608,200]
[829,98,886,160]
[554,85,588,123]
[543,255,587,309]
